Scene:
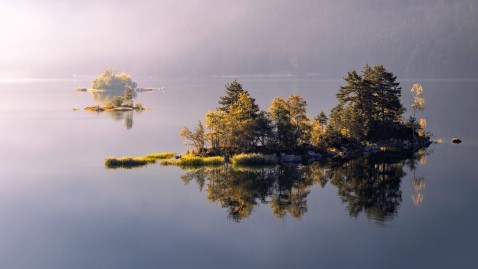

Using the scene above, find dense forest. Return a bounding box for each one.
[180,65,430,156]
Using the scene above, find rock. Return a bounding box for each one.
[451,138,462,144]
[280,154,301,163]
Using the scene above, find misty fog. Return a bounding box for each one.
[0,0,477,79]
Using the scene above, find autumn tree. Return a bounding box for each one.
[410,83,426,140]
[286,95,312,145]
[268,95,312,150]
[180,120,206,154]
[205,110,227,151]
[269,97,295,150]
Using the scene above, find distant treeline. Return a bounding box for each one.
[181,64,428,155]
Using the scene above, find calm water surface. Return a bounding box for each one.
[0,78,477,269]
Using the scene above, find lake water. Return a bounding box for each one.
[0,77,477,269]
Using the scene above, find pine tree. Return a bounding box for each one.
[317,111,328,129]
[218,80,258,113]
[370,65,404,126]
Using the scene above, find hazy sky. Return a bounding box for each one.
[1,0,477,78]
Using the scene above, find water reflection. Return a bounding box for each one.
[91,91,137,130]
[179,151,430,223]
[406,149,432,206]
[108,111,135,130]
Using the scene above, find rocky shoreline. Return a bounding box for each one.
[273,137,433,164]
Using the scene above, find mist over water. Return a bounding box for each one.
[1,0,477,79]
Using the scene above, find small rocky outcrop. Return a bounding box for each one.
[451,138,462,144]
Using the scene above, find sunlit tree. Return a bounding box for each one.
[218,80,258,113]
[180,120,206,154]
[269,97,295,150]
[410,83,425,141]
[286,95,312,145]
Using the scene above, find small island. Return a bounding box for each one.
[80,69,147,112]
[105,65,432,169]
[175,64,431,162]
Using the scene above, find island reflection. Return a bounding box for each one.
[91,91,139,130]
[179,151,429,223]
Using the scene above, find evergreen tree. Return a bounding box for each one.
[223,92,259,152]
[317,111,328,129]
[329,64,405,142]
[368,65,404,127]
[334,70,371,140]
[218,80,258,112]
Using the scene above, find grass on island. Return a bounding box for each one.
[160,154,224,166]
[104,156,153,169]
[231,153,279,166]
[143,152,176,161]
[105,152,176,169]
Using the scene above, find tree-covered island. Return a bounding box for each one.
[82,69,145,112]
[179,64,431,163]
[104,64,431,169]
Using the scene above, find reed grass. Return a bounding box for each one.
[160,154,224,166]
[104,156,152,169]
[231,153,278,165]
[144,152,176,161]
[104,152,176,169]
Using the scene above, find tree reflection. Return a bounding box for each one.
[91,91,137,130]
[322,154,406,224]
[178,152,428,223]
[406,149,431,206]
[108,111,135,130]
